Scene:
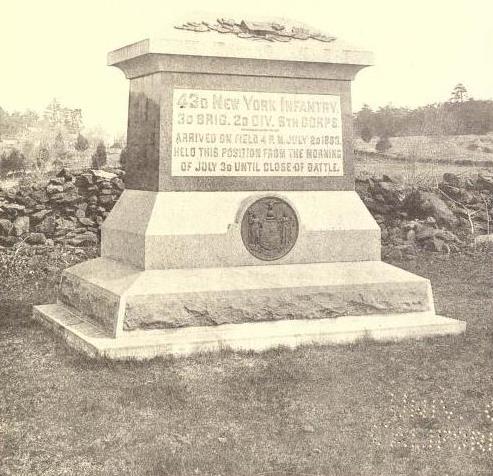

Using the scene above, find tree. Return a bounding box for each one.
[36,146,50,168]
[1,148,26,175]
[449,83,468,103]
[91,142,107,169]
[360,126,373,143]
[111,135,125,148]
[354,104,374,141]
[375,136,392,153]
[119,146,129,170]
[21,140,34,163]
[74,133,89,152]
[0,107,6,139]
[54,131,66,159]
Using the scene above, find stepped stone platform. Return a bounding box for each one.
[33,260,465,359]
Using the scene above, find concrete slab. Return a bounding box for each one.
[33,303,466,360]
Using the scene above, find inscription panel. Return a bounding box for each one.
[171,89,343,177]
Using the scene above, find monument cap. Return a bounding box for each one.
[108,17,374,79]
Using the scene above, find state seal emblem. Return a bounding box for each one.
[241,197,299,261]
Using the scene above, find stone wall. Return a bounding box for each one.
[0,169,124,250]
[1,168,493,257]
[358,172,493,259]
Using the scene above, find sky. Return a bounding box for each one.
[1,0,492,137]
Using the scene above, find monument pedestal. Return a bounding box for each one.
[100,189,381,269]
[34,189,466,359]
[34,305,464,360]
[33,18,466,358]
[34,258,465,359]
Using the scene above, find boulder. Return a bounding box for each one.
[30,190,49,203]
[98,195,114,207]
[91,169,117,181]
[46,184,64,194]
[75,208,86,218]
[35,216,56,235]
[5,189,17,201]
[3,203,26,215]
[424,237,446,252]
[56,217,76,232]
[475,234,493,247]
[49,177,65,186]
[12,216,30,236]
[111,177,125,190]
[75,173,94,187]
[382,173,403,183]
[406,229,416,242]
[56,168,73,181]
[0,236,18,247]
[435,229,461,243]
[66,231,98,246]
[365,197,393,215]
[0,219,13,236]
[15,195,37,208]
[31,209,52,223]
[369,180,406,206]
[98,180,112,190]
[477,173,493,191]
[405,190,458,227]
[26,232,47,245]
[78,217,95,227]
[61,192,83,205]
[442,173,463,188]
[49,192,65,202]
[62,182,76,192]
[384,247,403,261]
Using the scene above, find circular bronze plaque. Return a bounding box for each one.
[241,197,299,261]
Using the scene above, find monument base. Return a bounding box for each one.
[33,305,465,360]
[32,259,466,359]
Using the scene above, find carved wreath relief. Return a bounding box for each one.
[175,19,336,43]
[241,197,299,261]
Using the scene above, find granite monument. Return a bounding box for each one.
[33,18,466,359]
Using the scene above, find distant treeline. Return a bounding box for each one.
[354,100,493,141]
[0,107,39,139]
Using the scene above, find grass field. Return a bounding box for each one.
[1,248,493,475]
[354,154,493,186]
[354,134,493,186]
[355,134,493,164]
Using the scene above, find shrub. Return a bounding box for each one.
[119,146,129,170]
[360,126,373,143]
[75,134,89,152]
[91,142,107,169]
[375,136,392,153]
[1,148,26,175]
